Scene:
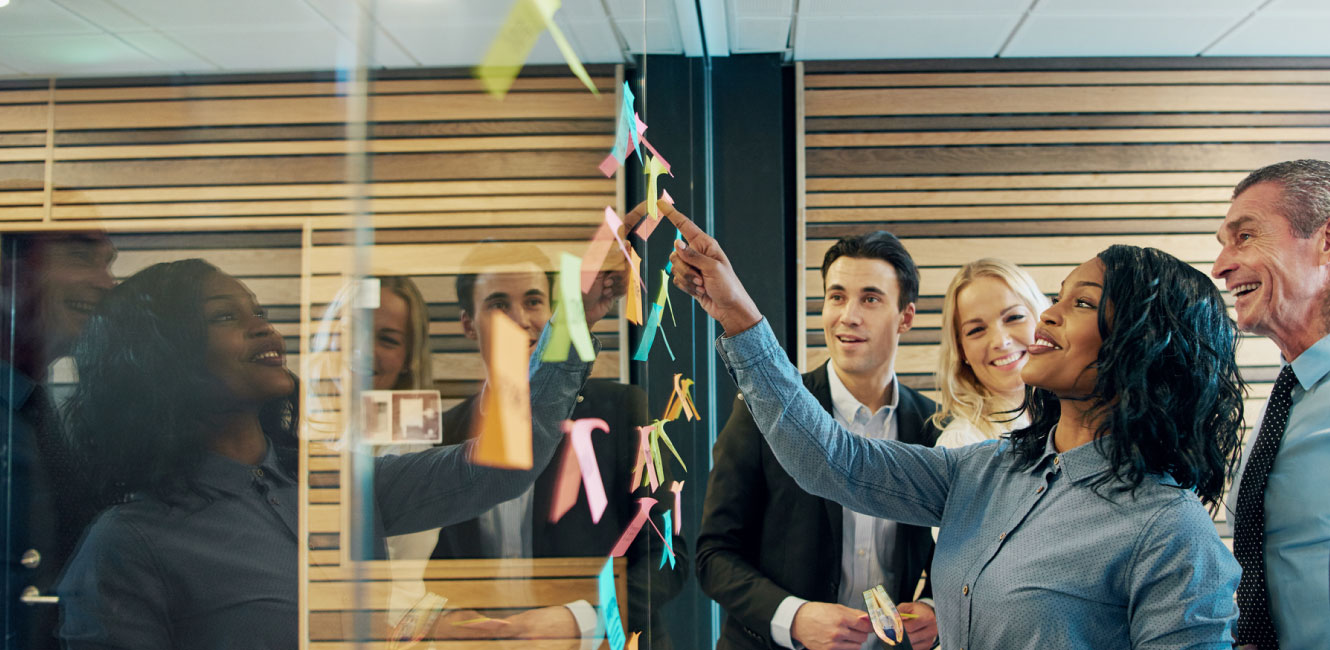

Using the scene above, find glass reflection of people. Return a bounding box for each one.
[696,231,940,650]
[431,242,685,648]
[369,276,444,620]
[931,259,1050,448]
[0,231,116,650]
[663,202,1244,649]
[55,259,611,648]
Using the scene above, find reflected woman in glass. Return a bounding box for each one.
[57,259,602,648]
[664,200,1244,649]
[931,259,1049,448]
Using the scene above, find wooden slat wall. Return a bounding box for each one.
[801,60,1330,537]
[1,66,626,644]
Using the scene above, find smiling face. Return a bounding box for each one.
[822,256,914,384]
[955,275,1036,402]
[1021,259,1105,399]
[1213,181,1330,356]
[372,287,410,390]
[24,234,117,363]
[461,266,551,366]
[202,272,294,407]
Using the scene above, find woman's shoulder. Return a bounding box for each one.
[936,418,992,448]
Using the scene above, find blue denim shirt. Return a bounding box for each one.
[717,320,1239,650]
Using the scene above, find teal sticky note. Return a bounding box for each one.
[598,558,626,650]
[632,303,665,361]
[542,252,595,363]
[660,511,675,569]
[610,82,636,162]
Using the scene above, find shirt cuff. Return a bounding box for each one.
[772,595,809,650]
[715,317,780,371]
[916,597,934,611]
[563,599,599,638]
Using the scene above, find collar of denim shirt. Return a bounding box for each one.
[195,436,295,497]
[1024,427,1117,485]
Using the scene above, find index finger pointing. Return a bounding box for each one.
[659,200,705,244]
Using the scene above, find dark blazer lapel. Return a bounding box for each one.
[806,363,844,555]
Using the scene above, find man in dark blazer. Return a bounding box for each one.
[430,244,685,649]
[697,230,940,650]
[1,232,116,650]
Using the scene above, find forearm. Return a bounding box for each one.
[715,320,949,527]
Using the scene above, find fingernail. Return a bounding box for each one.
[674,239,686,250]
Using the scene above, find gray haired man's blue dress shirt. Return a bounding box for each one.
[717,319,1239,650]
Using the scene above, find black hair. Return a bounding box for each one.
[65,259,297,503]
[1009,245,1243,510]
[820,230,919,310]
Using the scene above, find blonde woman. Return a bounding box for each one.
[931,259,1050,449]
[371,276,440,620]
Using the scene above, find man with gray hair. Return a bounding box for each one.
[1213,159,1330,649]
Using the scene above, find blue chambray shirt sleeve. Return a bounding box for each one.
[375,324,597,535]
[1126,495,1240,649]
[716,319,952,528]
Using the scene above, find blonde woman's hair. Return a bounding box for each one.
[380,276,434,391]
[930,259,1050,438]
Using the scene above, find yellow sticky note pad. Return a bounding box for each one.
[472,311,533,469]
[474,0,598,99]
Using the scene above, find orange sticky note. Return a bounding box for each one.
[472,311,533,469]
[627,631,641,650]
[625,249,644,325]
[663,373,700,422]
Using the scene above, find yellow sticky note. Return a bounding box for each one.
[644,154,668,219]
[472,311,533,469]
[474,0,598,99]
[627,631,641,650]
[541,252,596,363]
[625,249,644,325]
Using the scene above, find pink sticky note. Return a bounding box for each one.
[610,497,658,557]
[604,207,632,267]
[635,114,672,175]
[629,424,660,493]
[580,222,616,294]
[661,189,674,205]
[564,418,610,523]
[548,442,582,524]
[633,214,663,242]
[599,154,619,178]
[670,481,684,535]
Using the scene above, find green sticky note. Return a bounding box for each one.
[542,252,595,363]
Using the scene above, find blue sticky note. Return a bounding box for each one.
[660,511,676,569]
[632,303,664,361]
[598,558,626,650]
[610,82,636,162]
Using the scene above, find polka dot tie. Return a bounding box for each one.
[1233,364,1297,649]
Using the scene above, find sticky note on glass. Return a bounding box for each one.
[547,418,610,523]
[542,252,595,363]
[581,207,632,293]
[598,558,627,650]
[630,424,659,493]
[474,0,598,99]
[670,481,684,535]
[625,249,644,325]
[472,311,533,469]
[644,155,669,219]
[659,510,675,569]
[864,584,904,646]
[663,373,700,422]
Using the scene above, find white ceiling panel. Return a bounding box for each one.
[1249,0,1330,12]
[730,0,793,18]
[614,18,683,54]
[1005,14,1243,57]
[166,27,358,72]
[115,30,218,73]
[50,0,147,32]
[797,0,1031,17]
[1206,12,1330,56]
[731,16,789,53]
[0,0,98,35]
[562,16,628,63]
[0,33,177,76]
[114,0,330,30]
[794,15,1021,60]
[1033,0,1263,13]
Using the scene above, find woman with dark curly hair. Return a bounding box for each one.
[663,201,1244,650]
[55,259,602,649]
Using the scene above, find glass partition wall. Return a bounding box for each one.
[1,2,712,648]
